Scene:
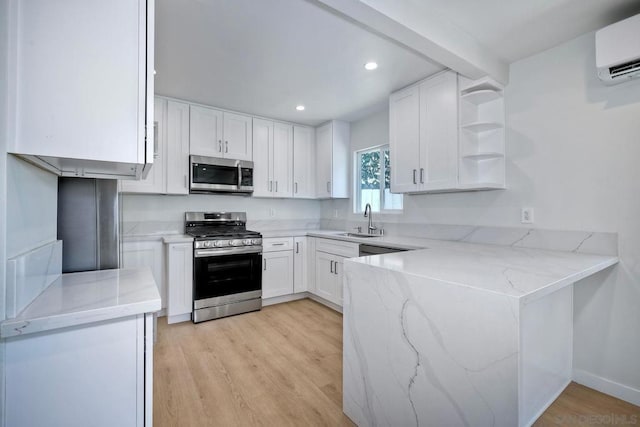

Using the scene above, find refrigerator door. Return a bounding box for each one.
[58,178,119,273]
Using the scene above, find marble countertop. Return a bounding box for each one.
[345,240,617,303]
[1,268,161,339]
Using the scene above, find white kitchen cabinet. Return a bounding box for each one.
[122,241,166,311]
[189,106,253,161]
[293,126,316,198]
[121,98,190,195]
[315,120,350,199]
[189,105,223,158]
[7,0,154,179]
[165,242,193,324]
[253,119,293,198]
[312,238,359,307]
[262,250,294,299]
[5,313,154,427]
[390,71,458,193]
[293,237,308,293]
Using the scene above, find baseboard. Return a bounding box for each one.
[262,293,308,307]
[573,369,640,406]
[523,379,571,427]
[307,294,343,313]
[167,313,191,324]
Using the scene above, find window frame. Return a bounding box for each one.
[353,143,403,214]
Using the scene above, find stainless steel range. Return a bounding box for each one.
[185,212,263,323]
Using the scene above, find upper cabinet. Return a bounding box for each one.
[190,106,252,161]
[389,71,505,193]
[7,0,154,179]
[121,98,190,195]
[292,126,316,199]
[315,120,350,199]
[253,119,293,198]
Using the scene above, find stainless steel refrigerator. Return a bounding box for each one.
[57,177,120,273]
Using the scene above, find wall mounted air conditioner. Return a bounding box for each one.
[596,13,640,85]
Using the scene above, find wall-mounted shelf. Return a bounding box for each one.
[462,151,504,160]
[461,121,503,133]
[460,89,502,105]
[460,76,503,94]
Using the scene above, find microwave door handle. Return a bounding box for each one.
[237,162,242,188]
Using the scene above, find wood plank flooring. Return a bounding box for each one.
[154,299,640,426]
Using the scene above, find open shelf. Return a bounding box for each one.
[461,121,503,133]
[462,151,504,160]
[460,76,503,94]
[461,89,502,105]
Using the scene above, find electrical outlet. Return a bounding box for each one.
[521,207,534,224]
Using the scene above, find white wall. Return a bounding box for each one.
[122,193,322,223]
[324,31,640,401]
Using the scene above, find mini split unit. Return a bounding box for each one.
[596,13,640,85]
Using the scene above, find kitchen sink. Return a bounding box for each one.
[339,232,379,238]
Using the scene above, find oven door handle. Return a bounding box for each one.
[195,246,263,257]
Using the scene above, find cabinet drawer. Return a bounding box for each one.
[315,238,359,258]
[262,237,294,252]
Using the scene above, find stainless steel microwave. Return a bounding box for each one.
[190,155,254,194]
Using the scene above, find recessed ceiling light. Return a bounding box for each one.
[364,62,378,71]
[296,105,305,111]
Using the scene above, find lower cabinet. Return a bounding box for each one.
[121,240,166,310]
[312,238,359,307]
[165,242,193,323]
[5,313,154,427]
[121,240,167,309]
[262,237,295,299]
[293,237,308,293]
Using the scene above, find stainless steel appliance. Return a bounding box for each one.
[359,244,407,257]
[190,155,254,194]
[57,177,120,273]
[186,212,263,323]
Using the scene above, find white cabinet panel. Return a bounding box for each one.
[223,112,253,161]
[293,126,315,198]
[252,118,274,197]
[6,314,150,427]
[315,120,349,199]
[8,0,153,178]
[390,85,421,193]
[122,241,165,310]
[166,101,190,194]
[314,251,336,303]
[273,123,293,197]
[166,243,193,322]
[293,237,308,293]
[190,105,223,158]
[262,251,294,299]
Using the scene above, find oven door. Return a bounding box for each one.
[193,247,262,309]
[190,155,253,193]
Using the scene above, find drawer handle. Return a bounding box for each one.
[271,243,285,246]
[420,168,424,184]
[334,263,338,275]
[413,169,417,184]
[330,260,334,273]
[296,242,299,253]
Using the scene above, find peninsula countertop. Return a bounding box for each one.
[1,268,161,338]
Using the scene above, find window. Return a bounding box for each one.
[354,145,403,213]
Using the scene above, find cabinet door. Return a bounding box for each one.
[314,252,336,303]
[315,122,333,198]
[262,251,294,299]
[389,85,421,193]
[293,237,308,293]
[252,118,274,197]
[120,97,166,193]
[121,241,165,309]
[293,126,315,198]
[273,123,293,197]
[166,243,193,320]
[223,112,253,161]
[419,71,458,191]
[190,105,223,158]
[166,101,190,194]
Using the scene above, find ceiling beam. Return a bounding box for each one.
[310,0,510,84]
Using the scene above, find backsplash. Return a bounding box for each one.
[320,219,618,256]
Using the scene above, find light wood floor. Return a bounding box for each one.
[154,299,640,426]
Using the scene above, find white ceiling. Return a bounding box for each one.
[154,0,443,126]
[409,0,640,64]
[155,0,640,126]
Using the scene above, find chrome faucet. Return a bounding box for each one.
[363,203,377,234]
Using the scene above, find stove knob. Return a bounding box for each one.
[243,239,253,245]
[205,241,214,248]
[213,240,223,247]
[232,239,243,247]
[252,238,262,245]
